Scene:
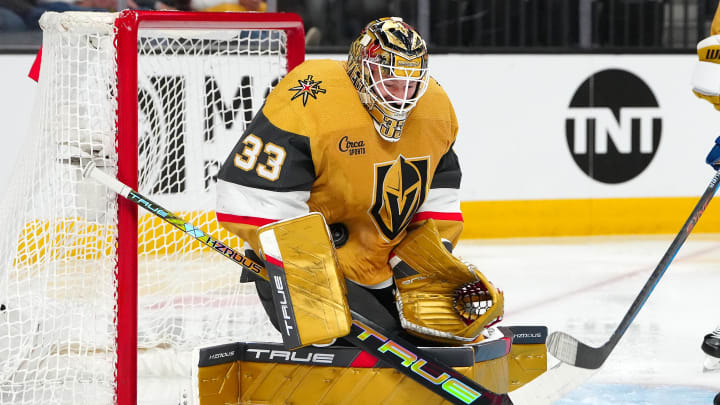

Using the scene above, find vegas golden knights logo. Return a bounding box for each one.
[369,155,429,241]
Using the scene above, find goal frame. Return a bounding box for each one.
[112,11,304,404]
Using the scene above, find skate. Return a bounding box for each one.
[702,327,720,372]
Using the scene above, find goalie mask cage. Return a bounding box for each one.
[0,10,304,405]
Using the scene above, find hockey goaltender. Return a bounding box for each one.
[200,17,548,405]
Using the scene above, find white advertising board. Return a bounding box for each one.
[430,54,719,201]
[4,53,720,235]
[0,55,37,192]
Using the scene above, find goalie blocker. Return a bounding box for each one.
[191,326,547,405]
[256,213,353,349]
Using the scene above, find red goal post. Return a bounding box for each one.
[1,10,304,405]
[113,11,304,405]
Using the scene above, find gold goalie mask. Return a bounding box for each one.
[391,220,504,344]
[346,17,430,142]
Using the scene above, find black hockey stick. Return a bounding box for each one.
[547,169,720,369]
[80,159,512,405]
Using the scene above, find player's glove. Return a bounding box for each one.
[692,34,720,110]
[391,219,504,345]
[707,136,720,170]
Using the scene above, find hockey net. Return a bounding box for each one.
[0,10,304,405]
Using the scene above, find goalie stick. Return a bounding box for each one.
[80,159,512,405]
[548,169,720,369]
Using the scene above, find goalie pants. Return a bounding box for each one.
[246,270,449,347]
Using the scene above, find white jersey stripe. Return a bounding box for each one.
[216,179,310,221]
[417,187,461,214]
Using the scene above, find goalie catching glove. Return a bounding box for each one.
[391,219,503,345]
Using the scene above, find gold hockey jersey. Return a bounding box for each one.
[216,59,463,286]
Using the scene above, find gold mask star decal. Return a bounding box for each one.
[289,75,327,106]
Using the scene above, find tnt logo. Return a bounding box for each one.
[565,69,661,184]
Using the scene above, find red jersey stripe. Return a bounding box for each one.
[411,211,464,223]
[216,213,277,227]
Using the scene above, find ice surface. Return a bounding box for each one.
[455,234,720,404]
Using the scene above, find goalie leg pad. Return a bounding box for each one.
[257,213,352,350]
[392,219,504,345]
[194,339,517,404]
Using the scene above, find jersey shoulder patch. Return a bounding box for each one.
[263,60,365,138]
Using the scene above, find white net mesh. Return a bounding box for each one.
[0,11,292,405]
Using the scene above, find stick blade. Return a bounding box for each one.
[547,331,607,369]
[547,331,580,365]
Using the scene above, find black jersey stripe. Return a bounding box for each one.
[430,147,461,189]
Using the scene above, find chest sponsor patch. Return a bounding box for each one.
[338,135,366,156]
[369,155,429,241]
